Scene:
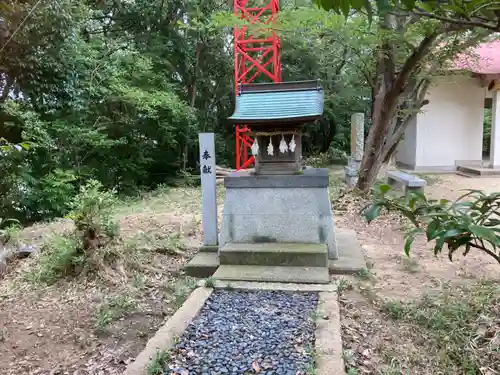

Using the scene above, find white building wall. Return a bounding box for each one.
[414,75,485,170]
[395,116,417,167]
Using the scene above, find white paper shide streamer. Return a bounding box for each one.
[251,140,259,156]
[289,134,296,153]
[279,135,288,153]
[267,137,274,155]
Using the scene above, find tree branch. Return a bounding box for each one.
[468,242,500,263]
[393,33,439,96]
[413,8,500,31]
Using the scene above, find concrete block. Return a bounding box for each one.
[213,265,330,284]
[220,175,339,260]
[224,168,329,189]
[184,252,219,278]
[219,243,328,267]
[329,229,366,274]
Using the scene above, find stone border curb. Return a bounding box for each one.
[123,287,213,375]
[315,292,345,374]
[198,279,339,292]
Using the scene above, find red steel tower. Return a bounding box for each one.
[234,0,282,170]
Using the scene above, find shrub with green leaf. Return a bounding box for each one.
[29,180,121,284]
[27,235,84,284]
[68,179,119,250]
[363,184,500,263]
[0,217,22,245]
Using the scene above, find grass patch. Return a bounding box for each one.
[304,344,318,375]
[336,278,354,295]
[165,276,198,309]
[94,294,138,332]
[381,282,500,373]
[356,268,374,281]
[204,276,216,288]
[26,234,84,284]
[147,349,170,375]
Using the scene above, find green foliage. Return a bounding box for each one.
[316,0,500,30]
[69,179,119,242]
[20,169,77,221]
[483,108,492,155]
[165,277,198,308]
[363,184,500,263]
[27,235,83,284]
[28,180,120,284]
[0,217,21,245]
[205,276,216,288]
[147,350,170,375]
[94,294,137,332]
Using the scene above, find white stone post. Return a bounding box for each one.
[490,90,500,168]
[345,113,365,187]
[199,133,218,246]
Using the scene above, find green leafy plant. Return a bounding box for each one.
[20,169,77,221]
[0,218,22,245]
[94,294,137,332]
[28,180,122,284]
[147,350,170,375]
[27,235,84,284]
[68,179,119,250]
[363,184,500,263]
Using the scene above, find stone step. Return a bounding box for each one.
[184,252,219,278]
[219,243,328,267]
[456,165,482,176]
[213,265,330,284]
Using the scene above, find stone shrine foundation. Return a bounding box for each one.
[219,168,338,260]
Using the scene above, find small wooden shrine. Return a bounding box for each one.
[228,80,324,175]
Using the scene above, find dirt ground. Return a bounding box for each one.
[333,172,500,375]
[0,188,205,375]
[0,172,499,375]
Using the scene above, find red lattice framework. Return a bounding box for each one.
[234,0,282,170]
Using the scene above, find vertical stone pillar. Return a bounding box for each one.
[345,113,365,187]
[490,90,500,168]
[199,133,218,246]
[351,113,364,162]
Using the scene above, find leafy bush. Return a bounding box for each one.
[363,184,500,264]
[68,179,119,249]
[29,180,120,284]
[305,146,348,167]
[27,235,83,284]
[20,169,77,221]
[0,218,22,245]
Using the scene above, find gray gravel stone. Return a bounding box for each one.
[165,290,318,375]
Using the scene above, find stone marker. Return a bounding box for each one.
[199,133,218,247]
[345,113,365,187]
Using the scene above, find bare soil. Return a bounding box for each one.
[333,172,500,375]
[1,172,499,375]
[0,188,205,375]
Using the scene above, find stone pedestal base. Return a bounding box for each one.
[220,168,339,260]
[344,158,361,188]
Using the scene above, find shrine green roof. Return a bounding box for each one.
[228,80,324,124]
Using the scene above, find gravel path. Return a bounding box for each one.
[166,290,318,375]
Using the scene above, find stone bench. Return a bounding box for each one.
[387,170,425,193]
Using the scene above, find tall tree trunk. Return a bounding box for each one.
[356,29,439,192]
